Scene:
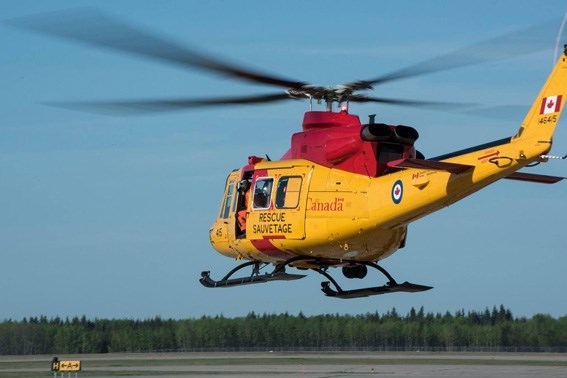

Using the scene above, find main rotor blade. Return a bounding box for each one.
[6,8,306,89]
[350,95,476,110]
[347,18,564,90]
[44,92,294,115]
[458,104,527,121]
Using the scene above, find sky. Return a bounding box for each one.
[1,0,566,321]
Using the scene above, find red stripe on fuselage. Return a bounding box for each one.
[250,236,296,260]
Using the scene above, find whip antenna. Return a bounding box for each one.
[554,12,567,63]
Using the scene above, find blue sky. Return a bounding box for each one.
[1,0,566,320]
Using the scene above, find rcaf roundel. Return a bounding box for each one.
[391,180,403,204]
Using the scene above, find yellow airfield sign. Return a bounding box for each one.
[54,359,81,372]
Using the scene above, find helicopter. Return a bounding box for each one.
[7,9,566,298]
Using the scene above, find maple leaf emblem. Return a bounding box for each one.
[547,99,555,109]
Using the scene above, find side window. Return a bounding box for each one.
[275,176,302,209]
[252,178,273,210]
[220,180,235,219]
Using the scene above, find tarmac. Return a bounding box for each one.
[1,351,566,378]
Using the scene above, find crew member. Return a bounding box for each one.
[237,180,250,236]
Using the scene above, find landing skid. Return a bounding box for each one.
[320,281,432,299]
[200,260,306,288]
[314,262,432,299]
[199,257,432,298]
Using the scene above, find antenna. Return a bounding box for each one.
[553,12,567,63]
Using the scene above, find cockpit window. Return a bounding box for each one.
[252,178,273,210]
[220,180,235,219]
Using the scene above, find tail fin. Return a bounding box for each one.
[514,46,567,142]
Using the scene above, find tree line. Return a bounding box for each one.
[1,306,565,355]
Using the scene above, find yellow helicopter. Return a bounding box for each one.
[9,9,566,298]
[204,54,566,298]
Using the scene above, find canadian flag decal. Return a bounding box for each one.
[540,95,562,114]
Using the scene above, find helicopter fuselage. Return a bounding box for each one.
[209,106,554,269]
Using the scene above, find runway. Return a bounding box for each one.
[1,351,566,377]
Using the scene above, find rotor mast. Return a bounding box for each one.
[289,84,358,113]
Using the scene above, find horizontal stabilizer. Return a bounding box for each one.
[504,172,566,184]
[387,158,474,174]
